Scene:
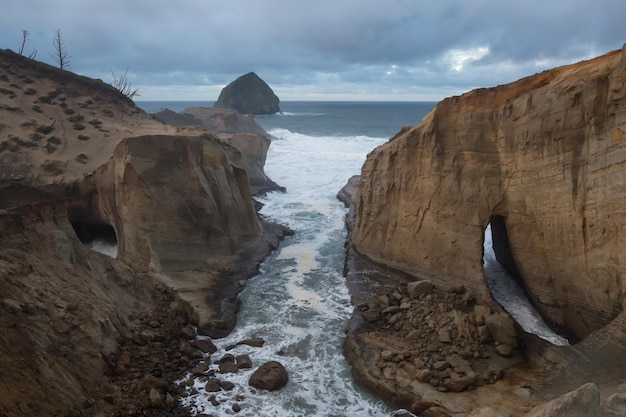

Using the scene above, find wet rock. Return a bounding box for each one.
[248,361,288,391]
[193,339,218,354]
[236,354,253,369]
[219,362,239,374]
[205,379,222,392]
[226,337,265,350]
[191,360,211,375]
[149,388,164,408]
[218,380,235,391]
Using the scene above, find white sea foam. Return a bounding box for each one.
[179,129,395,416]
[86,239,118,258]
[483,225,569,346]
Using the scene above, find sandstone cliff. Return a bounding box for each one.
[346,44,626,414]
[0,49,288,415]
[352,46,626,342]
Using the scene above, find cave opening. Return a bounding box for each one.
[483,215,569,346]
[71,221,119,258]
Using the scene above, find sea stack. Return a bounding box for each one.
[215,72,280,115]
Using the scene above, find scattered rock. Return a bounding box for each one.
[205,379,222,393]
[194,339,218,354]
[219,362,239,374]
[236,354,253,369]
[485,313,519,348]
[248,361,288,391]
[149,388,164,408]
[407,280,434,299]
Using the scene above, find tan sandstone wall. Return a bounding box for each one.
[352,46,626,340]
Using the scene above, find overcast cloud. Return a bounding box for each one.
[1,0,625,101]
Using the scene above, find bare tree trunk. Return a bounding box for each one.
[51,28,71,69]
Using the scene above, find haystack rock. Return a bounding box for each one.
[345,44,626,414]
[0,49,289,415]
[214,72,280,115]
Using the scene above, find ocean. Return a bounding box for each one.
[127,101,565,415]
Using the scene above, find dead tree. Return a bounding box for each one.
[111,67,140,99]
[50,28,71,69]
[18,30,37,59]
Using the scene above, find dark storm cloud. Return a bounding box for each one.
[1,0,624,100]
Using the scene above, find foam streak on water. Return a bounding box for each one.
[483,225,569,346]
[180,129,397,416]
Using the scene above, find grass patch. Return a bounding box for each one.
[88,118,103,127]
[75,153,89,164]
[102,109,115,117]
[42,161,64,175]
[38,95,53,104]
[9,135,38,148]
[64,108,75,115]
[0,74,8,82]
[78,134,90,141]
[73,123,85,131]
[68,114,84,123]
[20,119,37,128]
[29,133,43,141]
[2,105,20,112]
[46,136,62,145]
[37,123,55,135]
[32,105,43,113]
[0,88,16,97]
[22,78,34,84]
[24,88,37,95]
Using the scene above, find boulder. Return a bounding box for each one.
[248,361,288,391]
[214,72,280,115]
[408,280,433,299]
[485,313,519,348]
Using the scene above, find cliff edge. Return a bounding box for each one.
[0,49,288,416]
[345,44,626,415]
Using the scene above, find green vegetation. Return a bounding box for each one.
[68,114,84,123]
[78,134,90,141]
[72,123,85,131]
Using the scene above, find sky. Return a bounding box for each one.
[1,0,625,102]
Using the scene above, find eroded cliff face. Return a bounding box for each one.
[0,50,288,415]
[75,134,281,336]
[352,46,626,342]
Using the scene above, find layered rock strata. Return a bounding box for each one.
[0,49,288,415]
[352,46,626,342]
[344,45,626,415]
[152,106,283,195]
